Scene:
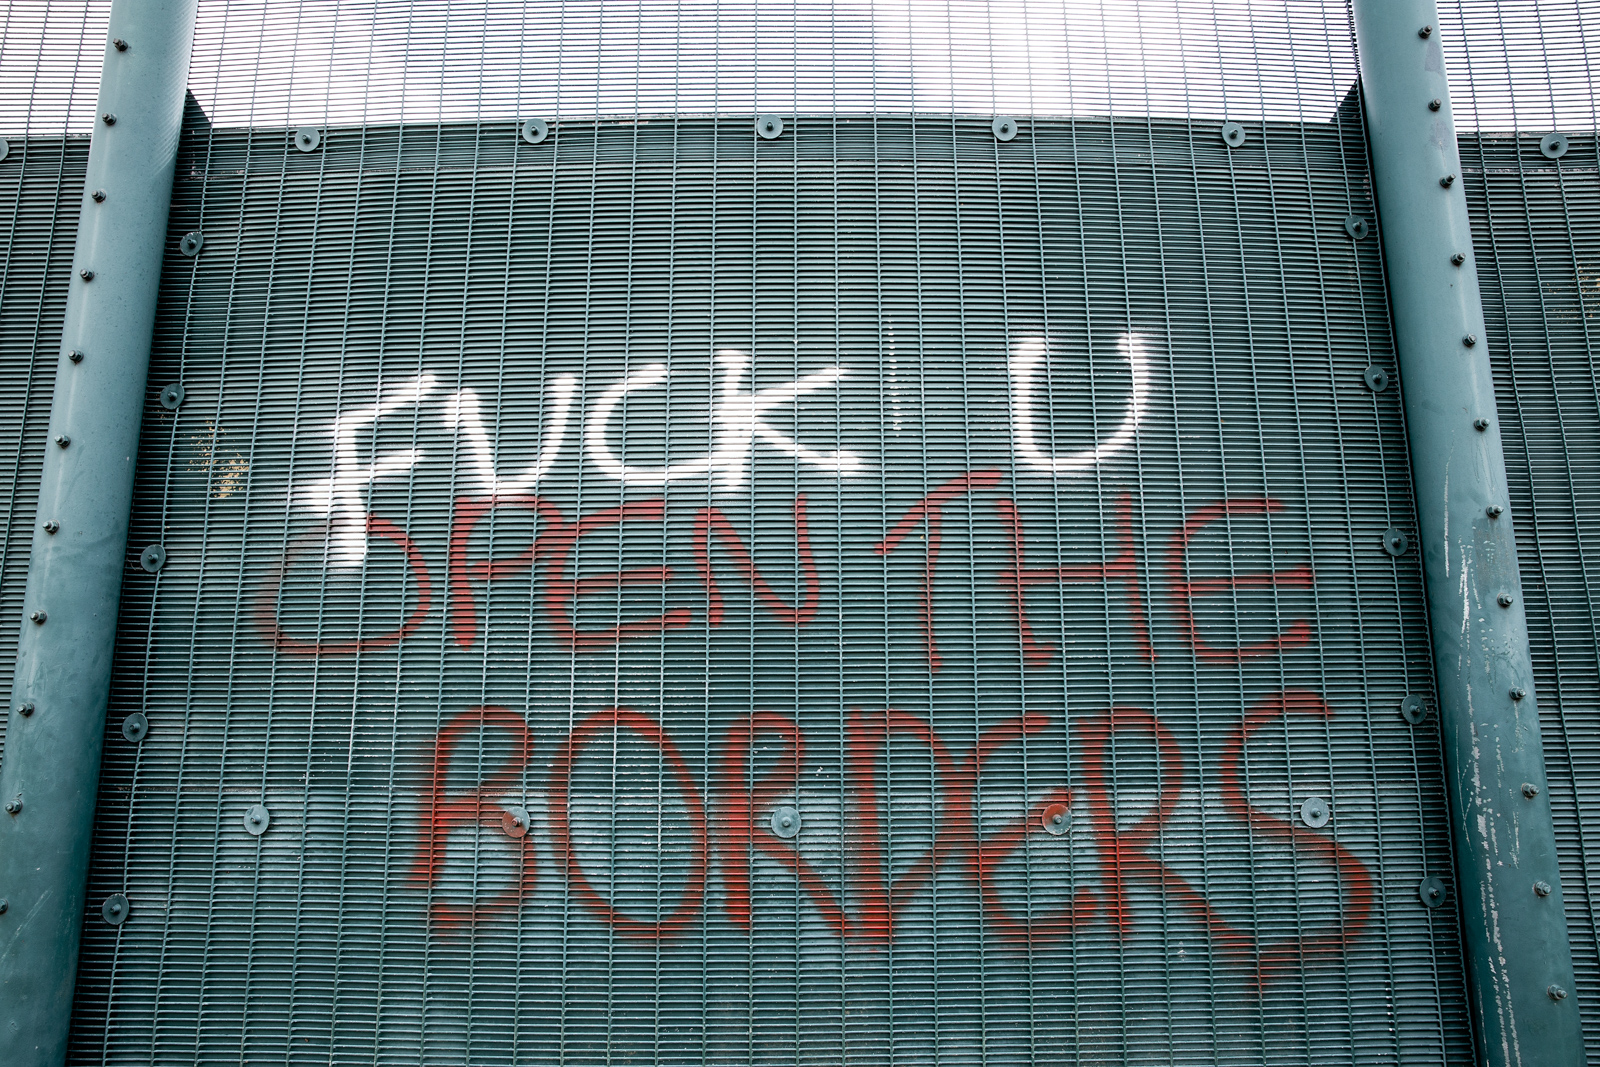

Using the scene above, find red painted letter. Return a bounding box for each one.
[1079,707,1246,956]
[257,514,434,656]
[874,470,1002,671]
[1166,498,1313,662]
[538,500,692,649]
[995,491,1154,667]
[409,706,536,927]
[1219,689,1374,987]
[846,708,959,944]
[695,494,819,628]
[548,707,709,939]
[715,711,847,936]
[963,713,1099,944]
[448,494,564,649]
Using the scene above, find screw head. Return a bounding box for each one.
[770,804,801,839]
[1420,876,1447,908]
[520,117,549,145]
[756,115,784,140]
[29,610,45,624]
[1441,174,1455,188]
[91,189,106,202]
[1451,252,1466,266]
[1474,417,1490,431]
[1498,592,1514,607]
[1429,98,1442,111]
[4,799,20,815]
[1041,802,1070,835]
[501,806,530,838]
[294,127,321,153]
[159,382,185,410]
[1523,782,1541,798]
[1362,365,1389,392]
[243,804,271,836]
[1343,215,1369,240]
[1382,528,1409,557]
[992,116,1018,142]
[1463,334,1477,347]
[102,893,129,925]
[1419,24,1433,38]
[1549,984,1569,1001]
[179,232,204,257]
[1510,687,1527,702]
[1221,121,1246,148]
[68,349,83,363]
[101,112,116,126]
[43,520,59,533]
[1534,880,1553,897]
[1540,133,1569,160]
[1487,504,1504,518]
[1399,695,1428,725]
[140,544,166,573]
[17,702,33,718]
[1300,796,1331,828]
[0,898,8,914]
[121,711,148,742]
[78,269,93,281]
[54,435,69,448]
[112,38,128,51]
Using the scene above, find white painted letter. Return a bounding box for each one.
[1010,334,1150,476]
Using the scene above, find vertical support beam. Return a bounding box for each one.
[0,2,197,1064]
[1352,3,1586,1064]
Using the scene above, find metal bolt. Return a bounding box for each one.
[244,804,271,835]
[1041,802,1069,835]
[68,350,83,363]
[4,799,20,815]
[1523,782,1540,798]
[1474,418,1489,431]
[1549,985,1568,1002]
[1463,334,1477,347]
[1510,687,1527,701]
[55,435,69,448]
[1429,99,1442,111]
[0,899,7,914]
[770,804,801,839]
[1420,876,1447,907]
[1419,25,1433,38]
[112,38,128,51]
[1534,881,1552,897]
[1451,252,1466,266]
[79,269,94,281]
[29,611,45,624]
[43,520,58,533]
[91,189,106,202]
[102,893,129,925]
[101,112,115,126]
[1440,174,1455,188]
[1487,504,1504,518]
[17,702,32,718]
[1498,593,1514,608]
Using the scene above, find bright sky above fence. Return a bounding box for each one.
[0,1,1594,137]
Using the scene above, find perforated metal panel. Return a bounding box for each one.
[54,102,1475,1065]
[0,134,84,761]
[1462,128,1600,1058]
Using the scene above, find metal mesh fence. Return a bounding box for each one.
[1447,3,1600,1058]
[0,0,1586,1063]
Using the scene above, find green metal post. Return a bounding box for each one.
[1352,3,1586,1063]
[0,2,197,1063]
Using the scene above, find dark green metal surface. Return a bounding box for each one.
[53,109,1474,1065]
[1352,3,1585,1063]
[1462,126,1600,1059]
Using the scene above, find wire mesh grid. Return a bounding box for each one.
[1442,0,1600,1058]
[12,0,1590,1063]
